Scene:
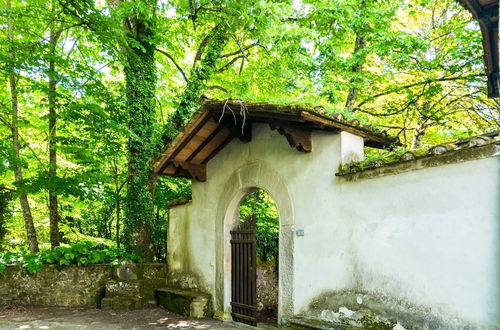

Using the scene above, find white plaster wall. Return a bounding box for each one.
[167,123,346,320]
[331,156,500,328]
[291,151,499,328]
[340,131,364,163]
[167,123,500,328]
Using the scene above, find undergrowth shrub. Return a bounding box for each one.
[0,240,145,274]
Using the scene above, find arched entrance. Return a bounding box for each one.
[230,189,279,326]
[214,161,294,326]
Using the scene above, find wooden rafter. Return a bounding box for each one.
[202,132,236,165]
[186,124,226,162]
[172,161,207,181]
[269,122,312,152]
[155,110,213,174]
[299,111,392,148]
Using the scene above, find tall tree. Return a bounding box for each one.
[344,0,367,110]
[6,0,39,253]
[47,1,63,248]
[2,0,494,254]
[121,0,158,259]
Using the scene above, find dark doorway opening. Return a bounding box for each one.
[230,189,279,326]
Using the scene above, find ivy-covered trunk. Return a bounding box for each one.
[0,186,12,244]
[122,1,157,260]
[170,25,230,131]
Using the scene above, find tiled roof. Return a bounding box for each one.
[201,99,400,147]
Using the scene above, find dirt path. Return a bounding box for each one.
[0,306,247,329]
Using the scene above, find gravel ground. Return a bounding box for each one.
[0,306,250,330]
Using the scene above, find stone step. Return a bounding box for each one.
[156,288,212,318]
[105,280,141,298]
[101,296,143,310]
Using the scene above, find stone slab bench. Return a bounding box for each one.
[156,288,212,318]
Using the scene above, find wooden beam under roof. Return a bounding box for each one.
[459,0,499,97]
[155,110,213,174]
[269,121,312,152]
[298,111,395,148]
[172,161,206,181]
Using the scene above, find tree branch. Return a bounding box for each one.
[232,35,250,61]
[192,32,213,69]
[216,55,244,73]
[156,48,188,83]
[220,42,261,58]
[207,85,229,93]
[355,74,485,109]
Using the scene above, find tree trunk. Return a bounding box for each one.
[112,155,120,248]
[411,122,428,149]
[115,194,121,248]
[7,0,39,253]
[345,33,367,110]
[48,18,61,248]
[123,0,158,260]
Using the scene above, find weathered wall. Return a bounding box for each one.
[0,263,167,307]
[167,122,500,328]
[308,148,499,329]
[168,123,333,322]
[297,153,500,329]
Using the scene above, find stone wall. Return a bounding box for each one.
[0,263,166,307]
[256,258,278,314]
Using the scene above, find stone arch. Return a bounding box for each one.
[214,160,295,324]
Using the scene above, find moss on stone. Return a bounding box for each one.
[337,139,499,179]
[0,263,167,309]
[101,296,143,310]
[157,288,213,318]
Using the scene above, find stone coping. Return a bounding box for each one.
[336,140,500,181]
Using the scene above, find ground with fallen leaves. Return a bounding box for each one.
[0,306,247,329]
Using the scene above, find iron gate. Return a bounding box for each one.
[230,214,257,326]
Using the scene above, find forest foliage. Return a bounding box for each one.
[240,190,279,261]
[0,0,497,259]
